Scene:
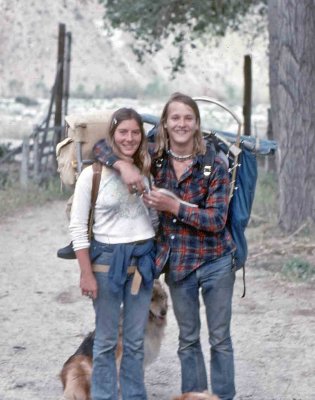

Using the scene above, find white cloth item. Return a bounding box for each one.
[69,165,156,251]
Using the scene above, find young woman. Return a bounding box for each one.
[94,94,236,400]
[69,108,157,400]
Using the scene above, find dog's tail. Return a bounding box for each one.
[73,331,95,358]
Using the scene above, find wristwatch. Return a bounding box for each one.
[104,154,119,167]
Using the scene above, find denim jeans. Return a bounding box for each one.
[91,271,153,400]
[166,254,235,400]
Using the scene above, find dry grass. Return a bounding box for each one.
[0,178,70,221]
[246,170,315,282]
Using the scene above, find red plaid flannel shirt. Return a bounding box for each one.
[152,153,235,281]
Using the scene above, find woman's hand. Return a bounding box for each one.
[75,248,98,300]
[143,186,180,215]
[80,271,98,300]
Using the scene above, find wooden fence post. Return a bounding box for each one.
[33,133,40,183]
[52,22,66,174]
[63,31,72,126]
[54,23,66,145]
[20,137,29,188]
[266,108,277,173]
[243,54,252,136]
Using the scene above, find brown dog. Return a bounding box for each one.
[173,392,219,400]
[60,279,168,400]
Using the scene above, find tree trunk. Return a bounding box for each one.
[268,0,315,233]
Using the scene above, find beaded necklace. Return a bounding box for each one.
[168,149,193,162]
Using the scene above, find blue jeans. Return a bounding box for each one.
[91,271,153,400]
[166,254,235,400]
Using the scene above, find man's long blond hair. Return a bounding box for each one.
[154,92,206,158]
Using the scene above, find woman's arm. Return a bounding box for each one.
[69,167,97,299]
[75,248,98,300]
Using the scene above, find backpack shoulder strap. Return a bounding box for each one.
[203,141,216,177]
[91,161,102,207]
[88,161,102,240]
[151,150,168,177]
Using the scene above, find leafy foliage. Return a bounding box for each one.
[99,0,267,73]
[282,258,315,282]
[0,142,12,158]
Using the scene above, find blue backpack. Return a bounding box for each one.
[202,136,258,297]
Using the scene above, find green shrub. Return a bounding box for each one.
[8,79,23,93]
[72,84,92,99]
[143,78,168,98]
[282,258,315,282]
[251,169,278,221]
[0,142,12,158]
[224,83,241,105]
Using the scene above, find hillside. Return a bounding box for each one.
[0,0,269,103]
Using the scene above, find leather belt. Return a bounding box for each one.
[92,264,142,295]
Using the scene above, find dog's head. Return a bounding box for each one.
[149,279,168,326]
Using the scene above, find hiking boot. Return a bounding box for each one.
[57,242,76,259]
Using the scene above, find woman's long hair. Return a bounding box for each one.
[106,108,151,176]
[155,92,206,158]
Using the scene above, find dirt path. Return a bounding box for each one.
[0,200,314,400]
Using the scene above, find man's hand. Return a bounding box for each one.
[114,160,146,194]
[143,186,180,216]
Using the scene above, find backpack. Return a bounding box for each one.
[56,110,114,187]
[202,135,258,297]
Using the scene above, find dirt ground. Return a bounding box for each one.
[0,199,314,400]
